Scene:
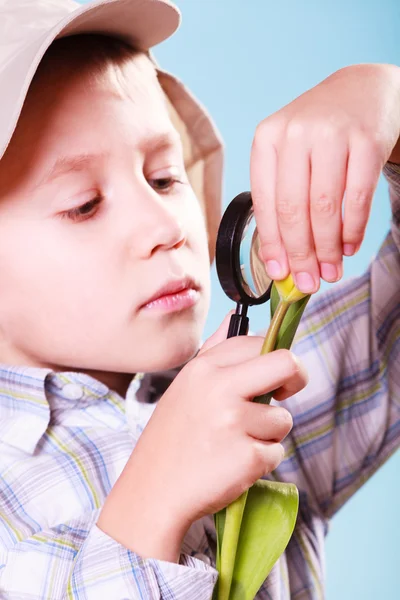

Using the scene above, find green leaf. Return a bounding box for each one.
[270,283,280,318]
[275,295,310,350]
[215,509,226,570]
[213,285,310,599]
[217,492,248,600]
[228,480,299,600]
[253,293,310,405]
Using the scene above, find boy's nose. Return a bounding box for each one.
[129,190,187,259]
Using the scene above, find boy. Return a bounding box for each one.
[0,1,398,599]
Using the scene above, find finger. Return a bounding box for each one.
[198,310,236,355]
[252,440,286,476]
[273,376,308,401]
[243,403,293,442]
[276,131,319,294]
[228,348,308,399]
[199,334,266,367]
[250,119,289,280]
[342,133,383,255]
[310,137,348,282]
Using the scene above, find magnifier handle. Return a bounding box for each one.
[227,313,249,338]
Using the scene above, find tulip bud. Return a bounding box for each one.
[274,274,308,304]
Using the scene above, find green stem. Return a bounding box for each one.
[217,491,248,600]
[260,300,290,354]
[213,293,307,599]
[253,299,290,404]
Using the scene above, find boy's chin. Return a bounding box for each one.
[138,334,201,373]
[132,306,207,372]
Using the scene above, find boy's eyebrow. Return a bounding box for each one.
[35,153,105,189]
[34,132,180,189]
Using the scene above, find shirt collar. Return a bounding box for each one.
[0,364,138,455]
[0,358,190,455]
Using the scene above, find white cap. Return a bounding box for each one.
[0,0,224,261]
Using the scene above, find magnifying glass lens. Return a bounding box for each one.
[239,210,272,299]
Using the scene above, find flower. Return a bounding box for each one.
[274,274,308,304]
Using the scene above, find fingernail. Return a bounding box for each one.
[320,262,338,282]
[295,272,316,293]
[266,260,282,279]
[343,243,356,256]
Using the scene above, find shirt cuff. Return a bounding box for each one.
[70,524,218,599]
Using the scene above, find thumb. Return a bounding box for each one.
[198,310,235,356]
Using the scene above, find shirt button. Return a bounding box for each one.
[63,383,84,401]
[193,552,211,565]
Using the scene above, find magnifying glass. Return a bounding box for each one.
[215,191,273,338]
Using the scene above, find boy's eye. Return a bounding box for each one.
[61,195,103,223]
[149,176,183,193]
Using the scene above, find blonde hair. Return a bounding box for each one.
[32,33,162,102]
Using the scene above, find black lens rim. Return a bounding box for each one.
[215,191,272,306]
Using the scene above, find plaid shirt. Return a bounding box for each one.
[0,164,399,599]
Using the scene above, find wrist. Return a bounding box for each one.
[97,459,192,562]
[98,507,186,563]
[98,493,189,563]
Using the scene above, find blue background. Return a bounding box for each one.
[82,1,399,597]
[155,2,400,598]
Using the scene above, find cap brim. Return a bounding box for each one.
[0,0,180,162]
[0,0,223,262]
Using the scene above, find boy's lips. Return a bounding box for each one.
[139,276,200,310]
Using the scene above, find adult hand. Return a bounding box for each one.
[250,63,400,293]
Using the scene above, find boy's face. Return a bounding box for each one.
[0,50,211,394]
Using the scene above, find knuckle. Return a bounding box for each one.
[319,123,336,140]
[188,355,212,379]
[253,120,268,147]
[253,117,281,149]
[277,349,300,376]
[319,120,346,141]
[312,194,336,217]
[346,188,371,211]
[259,442,285,475]
[248,442,285,478]
[220,405,243,432]
[317,244,340,261]
[286,248,312,263]
[358,129,384,156]
[260,238,282,259]
[286,120,306,141]
[276,199,302,225]
[249,443,267,476]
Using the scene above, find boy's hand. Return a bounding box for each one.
[250,63,400,293]
[98,312,308,562]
